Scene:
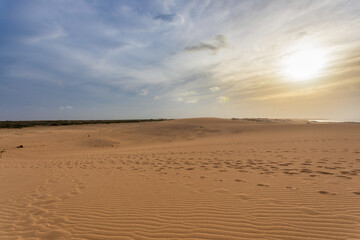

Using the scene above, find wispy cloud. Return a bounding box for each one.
[26,24,66,43]
[209,87,220,92]
[59,106,73,110]
[217,96,229,103]
[137,89,148,96]
[155,13,176,21]
[185,99,198,104]
[154,12,185,25]
[184,35,227,52]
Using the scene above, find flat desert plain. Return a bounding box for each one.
[0,118,359,240]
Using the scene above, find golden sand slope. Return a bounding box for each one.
[0,118,359,240]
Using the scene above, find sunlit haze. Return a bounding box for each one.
[1,0,359,120]
[281,48,328,81]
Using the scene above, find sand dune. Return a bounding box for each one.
[0,118,359,239]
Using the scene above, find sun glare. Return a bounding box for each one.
[282,48,327,81]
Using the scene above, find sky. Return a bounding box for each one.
[0,0,359,120]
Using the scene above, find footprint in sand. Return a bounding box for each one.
[235,179,245,182]
[236,193,251,200]
[213,189,228,194]
[316,171,334,175]
[318,191,336,196]
[40,230,71,239]
[337,175,352,179]
[299,207,321,215]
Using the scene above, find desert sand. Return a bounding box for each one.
[0,118,359,240]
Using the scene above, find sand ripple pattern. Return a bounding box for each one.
[0,120,359,239]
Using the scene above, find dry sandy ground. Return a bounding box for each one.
[0,118,359,240]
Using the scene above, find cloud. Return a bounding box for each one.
[184,35,227,52]
[59,106,73,110]
[154,13,185,24]
[185,99,198,104]
[217,96,229,103]
[177,91,197,97]
[209,86,220,92]
[154,13,176,22]
[26,24,66,43]
[171,90,199,104]
[137,89,148,96]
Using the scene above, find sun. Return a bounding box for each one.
[281,48,327,81]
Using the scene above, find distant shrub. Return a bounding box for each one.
[0,119,169,129]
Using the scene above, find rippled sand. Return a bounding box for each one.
[0,118,359,239]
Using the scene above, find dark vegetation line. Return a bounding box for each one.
[0,119,170,129]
